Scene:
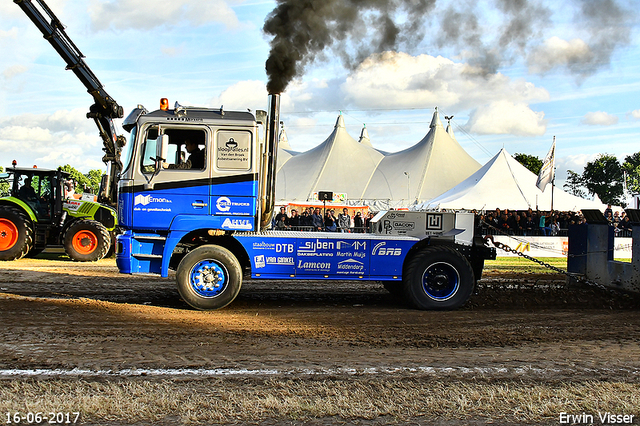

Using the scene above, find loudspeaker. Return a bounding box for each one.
[318,191,333,201]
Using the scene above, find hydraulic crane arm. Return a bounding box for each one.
[14,0,125,206]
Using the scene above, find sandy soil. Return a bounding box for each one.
[0,254,639,425]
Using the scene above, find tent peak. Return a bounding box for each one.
[335,113,345,129]
[359,125,372,147]
[430,107,443,129]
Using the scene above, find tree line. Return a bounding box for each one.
[513,152,640,206]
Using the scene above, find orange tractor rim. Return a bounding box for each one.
[0,218,19,251]
[72,230,98,255]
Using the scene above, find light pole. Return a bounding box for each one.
[404,171,410,203]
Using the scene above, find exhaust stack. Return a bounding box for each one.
[259,93,280,230]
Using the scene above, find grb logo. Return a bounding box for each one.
[216,197,232,212]
[372,242,402,256]
[135,194,151,206]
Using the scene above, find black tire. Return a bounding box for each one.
[0,206,33,261]
[176,245,242,310]
[403,246,475,310]
[382,280,404,297]
[63,219,111,262]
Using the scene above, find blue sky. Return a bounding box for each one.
[1,0,638,192]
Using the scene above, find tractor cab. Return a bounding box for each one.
[3,167,68,223]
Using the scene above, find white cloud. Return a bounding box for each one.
[88,0,240,31]
[466,101,547,136]
[342,51,549,112]
[0,109,104,172]
[629,109,640,120]
[2,65,28,80]
[210,80,268,111]
[581,111,618,126]
[527,37,593,75]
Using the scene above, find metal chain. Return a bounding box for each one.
[481,221,611,292]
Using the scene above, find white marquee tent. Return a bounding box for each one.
[360,110,481,207]
[275,114,385,201]
[416,148,605,212]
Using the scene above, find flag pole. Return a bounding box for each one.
[551,136,555,212]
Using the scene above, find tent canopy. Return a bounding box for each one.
[416,148,605,212]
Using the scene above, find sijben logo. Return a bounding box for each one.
[216,197,232,212]
[134,194,172,206]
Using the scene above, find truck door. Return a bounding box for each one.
[209,129,258,231]
[132,126,210,230]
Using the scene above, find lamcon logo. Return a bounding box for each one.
[134,194,172,206]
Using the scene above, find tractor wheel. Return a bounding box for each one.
[403,246,475,310]
[0,206,33,261]
[176,245,242,311]
[63,219,110,262]
[105,230,117,258]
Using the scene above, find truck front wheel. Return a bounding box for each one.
[176,245,242,310]
[403,246,474,310]
[0,206,33,261]
[63,219,110,261]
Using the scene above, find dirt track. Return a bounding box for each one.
[1,254,639,425]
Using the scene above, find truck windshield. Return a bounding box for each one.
[120,125,137,175]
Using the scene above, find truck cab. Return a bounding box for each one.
[116,101,264,276]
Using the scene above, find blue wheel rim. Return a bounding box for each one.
[422,262,459,301]
[189,259,228,298]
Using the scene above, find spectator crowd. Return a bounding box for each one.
[480,206,632,237]
[272,205,633,237]
[273,206,374,233]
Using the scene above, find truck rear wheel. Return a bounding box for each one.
[0,206,33,261]
[403,246,474,310]
[176,245,242,311]
[63,219,110,261]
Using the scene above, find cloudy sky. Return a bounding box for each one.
[1,0,639,190]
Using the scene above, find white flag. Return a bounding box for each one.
[536,137,555,191]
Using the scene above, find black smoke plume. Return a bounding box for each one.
[263,0,636,94]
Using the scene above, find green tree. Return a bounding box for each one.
[563,170,587,198]
[0,166,9,196]
[622,152,640,194]
[59,165,104,194]
[581,154,624,205]
[513,153,543,175]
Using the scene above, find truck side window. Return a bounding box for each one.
[140,127,159,174]
[163,129,207,171]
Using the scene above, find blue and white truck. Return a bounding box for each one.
[17,0,496,311]
[114,95,495,310]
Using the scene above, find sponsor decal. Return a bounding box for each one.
[337,259,364,271]
[427,213,443,230]
[252,241,275,250]
[372,242,402,256]
[216,197,231,212]
[298,239,335,257]
[297,260,331,271]
[254,255,266,269]
[266,256,294,265]
[134,194,172,206]
[221,218,252,230]
[336,241,367,258]
[393,221,415,230]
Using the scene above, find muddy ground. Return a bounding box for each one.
[0,254,639,425]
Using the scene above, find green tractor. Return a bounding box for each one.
[0,165,117,261]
